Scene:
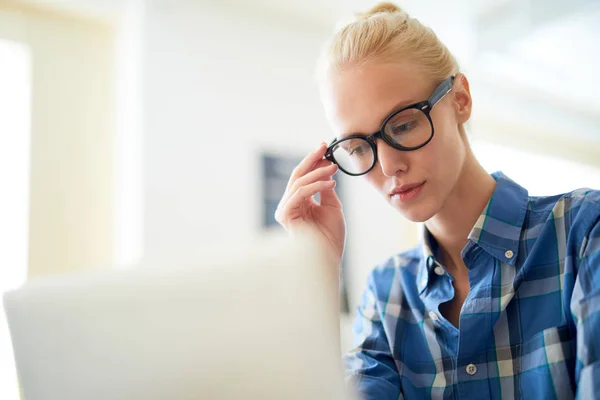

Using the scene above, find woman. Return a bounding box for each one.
[275,2,600,399]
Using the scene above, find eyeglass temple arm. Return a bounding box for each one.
[428,75,455,107]
[324,139,336,161]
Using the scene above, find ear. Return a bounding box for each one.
[453,73,472,124]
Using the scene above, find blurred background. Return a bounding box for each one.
[1,0,599,396]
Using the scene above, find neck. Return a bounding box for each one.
[425,147,496,271]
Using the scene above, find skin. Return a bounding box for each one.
[276,61,496,328]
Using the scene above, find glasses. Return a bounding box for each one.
[324,75,455,176]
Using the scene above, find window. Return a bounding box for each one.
[472,140,600,195]
[0,38,31,399]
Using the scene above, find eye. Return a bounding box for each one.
[385,107,425,138]
[390,120,418,135]
[340,139,370,157]
[349,145,367,156]
[348,142,371,157]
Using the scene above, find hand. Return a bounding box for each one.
[274,142,346,269]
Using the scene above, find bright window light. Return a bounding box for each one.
[472,140,600,195]
[114,1,144,268]
[0,38,31,399]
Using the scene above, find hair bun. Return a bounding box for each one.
[357,2,403,19]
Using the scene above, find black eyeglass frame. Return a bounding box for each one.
[324,75,456,176]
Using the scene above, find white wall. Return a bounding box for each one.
[142,1,327,264]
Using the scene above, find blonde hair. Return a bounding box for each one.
[316,2,459,82]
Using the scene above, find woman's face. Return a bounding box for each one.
[320,62,472,222]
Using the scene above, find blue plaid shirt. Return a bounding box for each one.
[345,172,600,399]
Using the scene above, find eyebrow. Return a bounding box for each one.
[337,97,421,140]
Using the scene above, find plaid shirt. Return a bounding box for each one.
[345,172,600,399]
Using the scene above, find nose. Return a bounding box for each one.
[375,139,408,177]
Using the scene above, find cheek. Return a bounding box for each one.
[430,116,465,167]
[416,119,466,192]
[364,169,386,191]
[428,135,467,199]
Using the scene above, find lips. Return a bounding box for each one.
[389,182,425,197]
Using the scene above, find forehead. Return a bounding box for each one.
[321,62,433,137]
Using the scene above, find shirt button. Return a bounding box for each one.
[505,250,514,259]
[434,266,445,276]
[466,363,477,375]
[428,311,439,321]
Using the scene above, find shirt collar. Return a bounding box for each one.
[416,227,441,293]
[466,171,528,264]
[416,172,528,293]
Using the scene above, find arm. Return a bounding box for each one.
[572,218,600,398]
[344,273,402,400]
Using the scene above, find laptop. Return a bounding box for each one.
[3,229,354,400]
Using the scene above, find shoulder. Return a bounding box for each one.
[568,191,600,308]
[528,188,599,215]
[528,188,600,232]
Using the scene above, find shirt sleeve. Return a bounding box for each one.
[344,271,402,400]
[571,217,600,399]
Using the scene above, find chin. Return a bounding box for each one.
[391,198,438,223]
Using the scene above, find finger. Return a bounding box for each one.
[279,164,337,209]
[313,158,334,170]
[320,183,342,208]
[286,143,329,191]
[282,180,336,220]
[290,164,338,194]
